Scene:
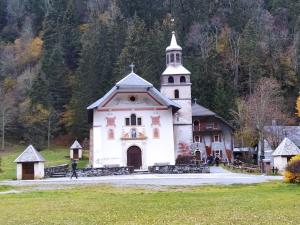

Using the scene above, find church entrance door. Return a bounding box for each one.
[127,146,142,169]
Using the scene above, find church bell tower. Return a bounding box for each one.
[160,31,193,159]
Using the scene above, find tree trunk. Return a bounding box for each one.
[1,108,5,150]
[47,116,51,149]
[259,131,265,173]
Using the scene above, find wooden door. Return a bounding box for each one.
[22,163,34,180]
[73,149,79,159]
[195,151,201,160]
[127,146,142,169]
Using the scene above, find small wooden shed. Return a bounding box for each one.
[14,145,45,180]
[70,140,83,160]
[272,138,300,173]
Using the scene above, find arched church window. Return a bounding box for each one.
[130,114,137,126]
[168,76,174,83]
[166,54,169,64]
[176,53,180,62]
[180,76,186,83]
[170,54,174,62]
[174,89,179,99]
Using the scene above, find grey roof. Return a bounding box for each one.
[116,72,153,88]
[192,103,216,116]
[70,140,82,149]
[87,72,181,111]
[272,138,300,156]
[14,145,45,163]
[192,103,233,129]
[264,126,300,147]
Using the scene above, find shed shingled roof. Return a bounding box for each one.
[272,138,300,156]
[14,145,45,163]
[70,140,82,149]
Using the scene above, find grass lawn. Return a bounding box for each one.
[0,146,89,180]
[0,182,299,224]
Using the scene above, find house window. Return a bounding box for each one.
[206,123,213,129]
[174,89,179,98]
[193,120,200,131]
[213,134,221,142]
[213,150,223,159]
[194,136,202,143]
[168,76,174,83]
[170,54,174,62]
[213,122,218,129]
[176,53,180,62]
[180,76,186,83]
[125,114,142,126]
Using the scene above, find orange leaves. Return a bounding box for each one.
[284,154,300,183]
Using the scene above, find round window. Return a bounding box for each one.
[129,96,136,102]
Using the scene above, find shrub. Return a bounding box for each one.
[284,154,300,183]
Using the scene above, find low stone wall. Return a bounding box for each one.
[148,165,210,174]
[66,166,135,177]
[45,164,69,178]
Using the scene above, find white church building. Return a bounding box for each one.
[87,31,231,169]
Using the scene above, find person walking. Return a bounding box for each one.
[70,159,78,179]
[215,156,220,167]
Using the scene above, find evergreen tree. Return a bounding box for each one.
[0,0,7,33]
[61,1,81,70]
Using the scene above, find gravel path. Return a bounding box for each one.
[0,167,282,190]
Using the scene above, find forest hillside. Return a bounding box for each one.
[0,0,299,148]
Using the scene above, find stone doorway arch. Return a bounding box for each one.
[127,146,142,169]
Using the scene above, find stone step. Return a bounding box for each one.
[50,173,67,177]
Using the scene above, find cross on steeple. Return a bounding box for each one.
[129,63,135,73]
[171,18,175,29]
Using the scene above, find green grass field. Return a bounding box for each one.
[0,146,89,180]
[0,182,299,225]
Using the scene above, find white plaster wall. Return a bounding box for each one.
[34,162,44,179]
[16,163,22,180]
[273,156,287,173]
[91,106,175,169]
[70,150,73,159]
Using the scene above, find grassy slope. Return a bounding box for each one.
[0,146,88,180]
[0,182,299,224]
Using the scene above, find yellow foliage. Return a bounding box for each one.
[24,104,50,124]
[13,36,43,67]
[284,154,300,183]
[79,24,89,33]
[216,26,230,54]
[27,37,43,59]
[296,95,300,117]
